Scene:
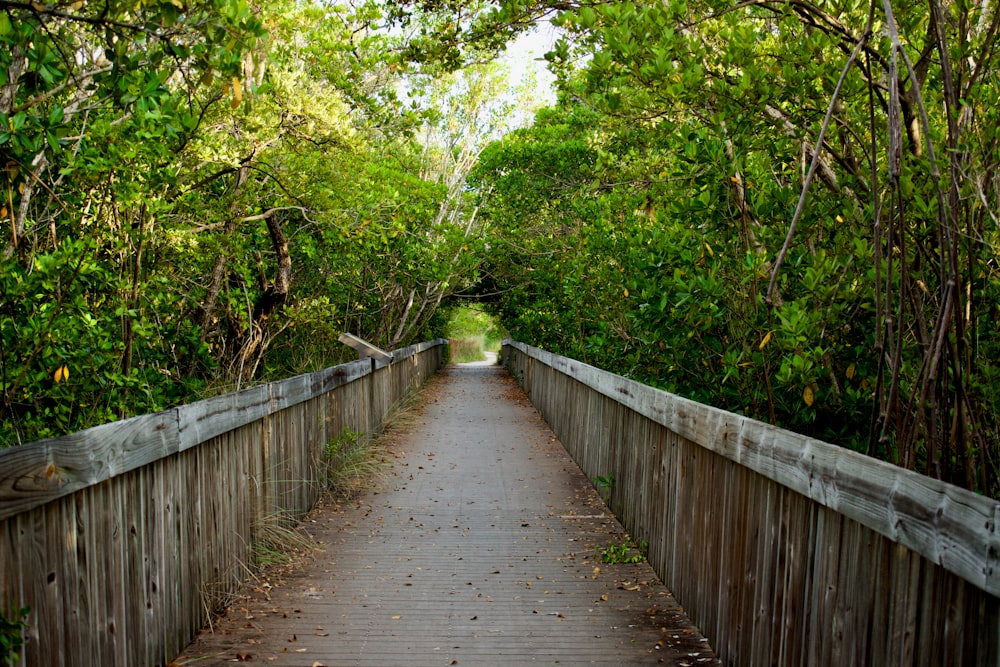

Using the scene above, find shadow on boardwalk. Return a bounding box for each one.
[174,364,719,666]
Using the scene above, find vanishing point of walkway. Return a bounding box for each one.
[175,363,719,666]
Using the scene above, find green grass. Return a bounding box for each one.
[444,305,504,353]
[251,510,315,567]
[322,428,389,500]
[450,336,487,363]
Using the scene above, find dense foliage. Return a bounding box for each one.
[3,0,997,498]
[0,0,505,445]
[393,0,1000,496]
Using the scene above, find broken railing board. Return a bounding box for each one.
[503,340,1000,667]
[0,339,446,667]
[338,332,393,363]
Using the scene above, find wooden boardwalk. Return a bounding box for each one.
[174,363,719,666]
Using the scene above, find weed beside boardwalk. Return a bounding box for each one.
[449,336,488,363]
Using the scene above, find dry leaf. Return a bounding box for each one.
[231,77,243,109]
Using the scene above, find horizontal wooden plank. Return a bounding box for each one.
[308,360,371,395]
[394,338,447,361]
[0,410,178,521]
[0,341,447,521]
[177,384,271,450]
[268,372,314,412]
[503,340,1000,597]
[338,332,393,363]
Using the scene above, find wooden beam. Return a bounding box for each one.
[0,340,448,520]
[502,340,1000,598]
[338,332,394,364]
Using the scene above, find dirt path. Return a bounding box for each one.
[174,364,719,666]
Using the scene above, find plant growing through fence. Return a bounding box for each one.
[593,474,615,502]
[0,606,29,667]
[252,510,316,569]
[322,428,389,500]
[596,539,647,564]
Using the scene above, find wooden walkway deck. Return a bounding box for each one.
[174,363,719,666]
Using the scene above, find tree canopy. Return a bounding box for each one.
[2,0,998,498]
[0,0,514,445]
[425,0,999,496]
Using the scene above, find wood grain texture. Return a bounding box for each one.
[0,411,177,521]
[175,363,720,667]
[0,340,446,667]
[0,341,447,522]
[504,340,999,597]
[503,340,1000,667]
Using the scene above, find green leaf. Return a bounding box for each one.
[48,105,64,125]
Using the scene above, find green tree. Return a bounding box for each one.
[0,0,263,443]
[0,0,499,444]
[448,0,1000,495]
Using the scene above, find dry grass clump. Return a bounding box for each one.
[322,384,430,499]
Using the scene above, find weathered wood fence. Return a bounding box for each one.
[0,339,447,667]
[503,340,999,666]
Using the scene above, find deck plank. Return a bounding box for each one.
[175,364,719,666]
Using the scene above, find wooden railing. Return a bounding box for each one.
[503,340,999,667]
[0,339,447,667]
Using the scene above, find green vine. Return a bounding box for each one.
[0,606,29,667]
